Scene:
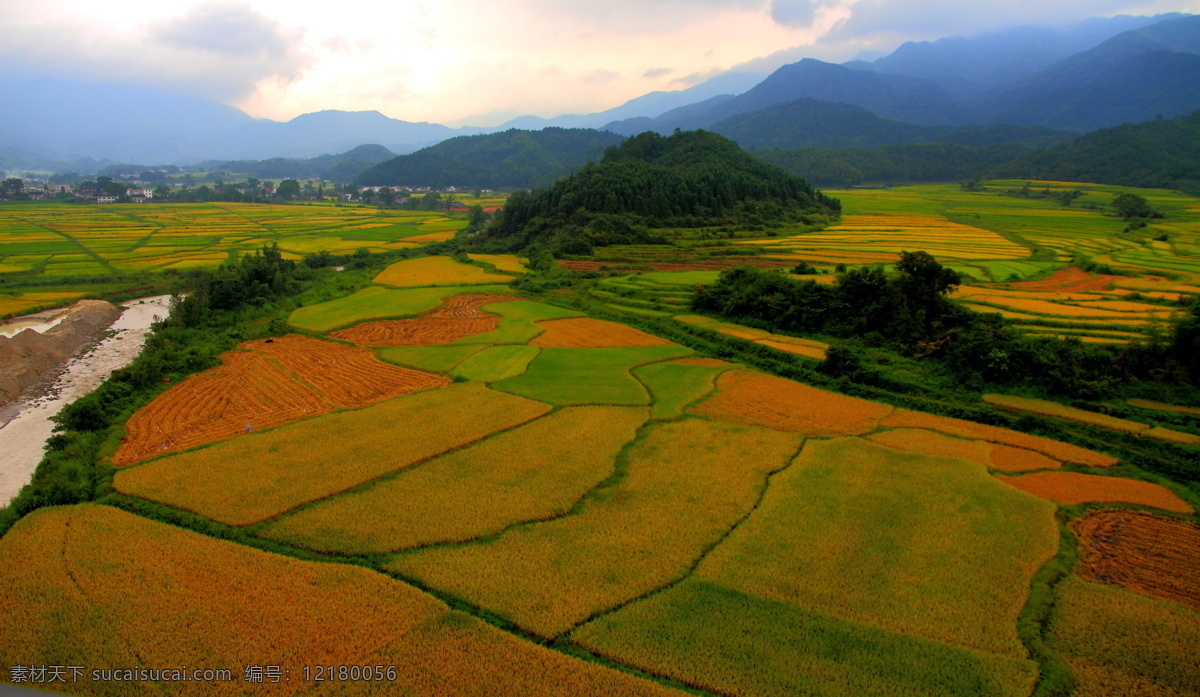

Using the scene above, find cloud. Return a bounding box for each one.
[583,68,619,83]
[770,0,823,27]
[823,0,1141,40]
[643,67,674,78]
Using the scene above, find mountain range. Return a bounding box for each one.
[1,12,1197,173]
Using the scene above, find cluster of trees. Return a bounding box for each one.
[692,257,1200,397]
[476,130,840,255]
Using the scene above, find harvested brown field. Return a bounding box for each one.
[529,317,675,348]
[881,409,1118,467]
[330,294,521,347]
[995,472,1194,514]
[691,370,891,436]
[251,335,446,408]
[113,335,448,465]
[1071,509,1200,611]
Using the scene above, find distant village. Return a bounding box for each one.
[0,173,497,211]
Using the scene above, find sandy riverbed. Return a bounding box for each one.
[0,295,173,506]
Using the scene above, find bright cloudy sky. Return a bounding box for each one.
[2,0,1197,126]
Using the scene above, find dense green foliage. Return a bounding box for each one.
[757,142,1034,187]
[995,111,1200,194]
[474,130,840,255]
[712,98,1073,151]
[203,145,397,183]
[692,260,1200,399]
[356,128,624,189]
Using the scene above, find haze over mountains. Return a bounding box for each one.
[1,12,1197,174]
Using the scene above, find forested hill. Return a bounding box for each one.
[473,130,840,255]
[354,128,624,189]
[993,110,1200,194]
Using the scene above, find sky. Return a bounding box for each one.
[2,0,1197,127]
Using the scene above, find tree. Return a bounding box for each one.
[276,179,301,200]
[1112,192,1156,219]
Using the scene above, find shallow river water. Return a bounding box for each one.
[0,295,173,506]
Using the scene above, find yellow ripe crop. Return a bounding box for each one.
[529,317,676,348]
[261,406,647,554]
[1048,577,1200,697]
[881,409,1118,466]
[985,394,1200,445]
[467,253,528,274]
[694,437,1059,659]
[114,383,552,526]
[386,418,803,638]
[691,370,891,436]
[373,256,504,286]
[866,428,997,468]
[995,472,1193,514]
[0,505,685,697]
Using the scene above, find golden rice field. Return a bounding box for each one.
[529,317,676,348]
[866,428,1061,472]
[984,394,1200,445]
[995,471,1194,514]
[113,383,552,525]
[0,505,683,697]
[260,406,647,554]
[691,369,892,435]
[467,253,528,274]
[0,202,467,279]
[674,315,828,360]
[373,256,508,287]
[386,418,803,638]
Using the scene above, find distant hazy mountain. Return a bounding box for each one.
[0,79,470,165]
[707,98,1072,150]
[200,144,397,182]
[605,58,973,135]
[860,13,1184,98]
[493,72,765,131]
[355,128,624,189]
[976,14,1200,131]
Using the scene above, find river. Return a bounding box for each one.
[0,295,173,507]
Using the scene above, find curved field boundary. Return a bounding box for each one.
[674,315,828,360]
[374,256,508,287]
[632,359,734,421]
[984,394,1200,445]
[259,406,647,554]
[880,409,1117,467]
[0,504,686,697]
[113,383,552,526]
[1071,509,1200,611]
[691,370,891,436]
[113,335,448,465]
[867,429,1060,473]
[1127,398,1200,417]
[493,346,694,406]
[330,294,521,347]
[1047,576,1200,697]
[995,472,1193,514]
[530,317,676,349]
[386,418,803,639]
[288,285,512,332]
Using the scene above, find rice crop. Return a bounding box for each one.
[114,383,552,525]
[377,345,483,372]
[529,317,675,348]
[1127,398,1200,416]
[881,409,1118,466]
[330,293,518,346]
[260,406,646,554]
[984,394,1200,444]
[467,254,528,274]
[988,445,1061,472]
[1070,509,1200,611]
[289,285,511,332]
[1047,576,1200,697]
[386,418,803,638]
[994,472,1193,514]
[632,359,731,420]
[493,346,692,406]
[691,369,892,436]
[573,580,1039,697]
[374,256,505,287]
[694,437,1058,658]
[450,345,540,382]
[866,428,996,468]
[0,504,682,697]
